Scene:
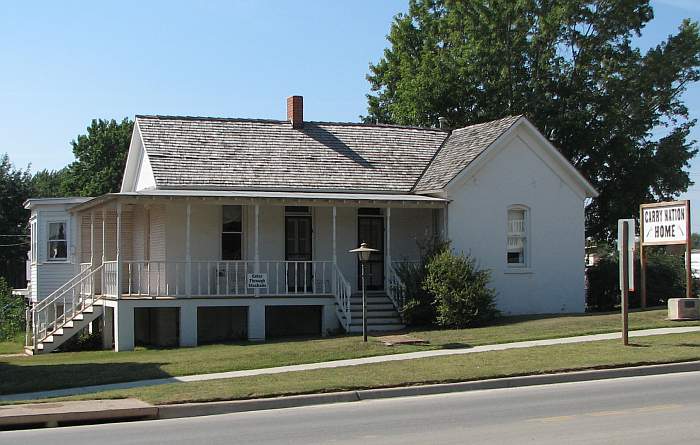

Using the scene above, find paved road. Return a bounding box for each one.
[4,371,700,444]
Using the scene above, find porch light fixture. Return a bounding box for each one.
[349,242,379,342]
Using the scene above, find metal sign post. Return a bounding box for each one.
[640,200,692,305]
[618,219,635,346]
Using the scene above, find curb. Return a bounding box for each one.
[157,360,700,419]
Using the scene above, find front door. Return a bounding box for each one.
[358,213,384,290]
[285,212,313,292]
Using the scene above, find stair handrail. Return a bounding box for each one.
[35,265,93,313]
[333,263,352,331]
[387,263,407,317]
[29,264,104,346]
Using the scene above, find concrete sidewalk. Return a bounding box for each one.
[3,326,700,402]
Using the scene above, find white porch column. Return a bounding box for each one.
[116,203,122,299]
[332,206,337,264]
[113,302,134,352]
[185,202,192,297]
[386,207,392,290]
[180,302,197,347]
[254,204,260,263]
[443,206,449,241]
[90,211,95,267]
[101,209,106,264]
[254,204,260,296]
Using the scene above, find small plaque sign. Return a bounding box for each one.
[247,273,268,289]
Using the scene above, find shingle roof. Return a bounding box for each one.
[135,114,523,194]
[136,116,449,193]
[413,115,522,192]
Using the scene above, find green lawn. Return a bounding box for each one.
[0,333,24,355]
[40,331,700,405]
[1,308,696,396]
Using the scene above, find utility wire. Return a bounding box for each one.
[0,242,30,247]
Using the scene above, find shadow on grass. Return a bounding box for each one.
[0,361,170,396]
[441,343,473,349]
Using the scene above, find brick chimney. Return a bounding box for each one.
[287,96,303,129]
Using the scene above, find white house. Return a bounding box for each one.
[24,96,598,354]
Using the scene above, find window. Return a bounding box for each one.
[507,207,527,266]
[222,206,242,260]
[30,220,37,263]
[48,221,67,261]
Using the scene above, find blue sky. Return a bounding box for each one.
[1,1,699,226]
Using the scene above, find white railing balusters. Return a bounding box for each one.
[387,264,406,317]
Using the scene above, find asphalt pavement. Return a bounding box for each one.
[3,370,700,444]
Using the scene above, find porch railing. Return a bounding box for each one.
[387,263,407,316]
[119,260,338,298]
[333,263,352,331]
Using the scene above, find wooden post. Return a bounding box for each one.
[386,207,391,291]
[622,220,629,346]
[686,200,692,299]
[185,202,192,298]
[332,206,337,265]
[639,205,646,308]
[90,212,95,268]
[116,203,122,299]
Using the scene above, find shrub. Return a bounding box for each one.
[0,278,26,340]
[586,250,695,311]
[424,250,498,328]
[61,329,103,352]
[396,237,449,326]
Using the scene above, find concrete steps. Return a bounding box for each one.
[337,292,404,333]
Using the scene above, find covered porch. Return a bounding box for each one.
[74,190,447,301]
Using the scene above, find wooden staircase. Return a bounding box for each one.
[25,300,103,355]
[26,264,105,355]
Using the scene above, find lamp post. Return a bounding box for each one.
[349,242,379,342]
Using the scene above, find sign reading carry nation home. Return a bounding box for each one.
[247,273,268,289]
[641,201,689,245]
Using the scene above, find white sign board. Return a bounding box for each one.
[247,273,268,289]
[618,219,635,291]
[641,202,688,245]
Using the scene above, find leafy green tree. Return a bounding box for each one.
[0,155,32,286]
[62,118,134,196]
[0,277,26,340]
[365,0,700,240]
[30,168,70,198]
[692,232,700,250]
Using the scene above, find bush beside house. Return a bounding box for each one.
[0,277,26,341]
[586,250,696,311]
[398,242,498,328]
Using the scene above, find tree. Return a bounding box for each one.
[62,118,134,196]
[692,233,700,250]
[0,154,32,286]
[365,0,700,240]
[30,168,70,198]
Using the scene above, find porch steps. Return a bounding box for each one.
[338,292,405,333]
[26,301,104,355]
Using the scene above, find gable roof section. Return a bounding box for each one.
[136,116,449,193]
[413,115,522,192]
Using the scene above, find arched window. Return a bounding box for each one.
[507,206,529,267]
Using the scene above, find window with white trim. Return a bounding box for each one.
[30,220,38,263]
[47,221,68,261]
[507,207,527,266]
[222,206,243,260]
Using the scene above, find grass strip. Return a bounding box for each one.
[21,331,700,406]
[1,308,696,395]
